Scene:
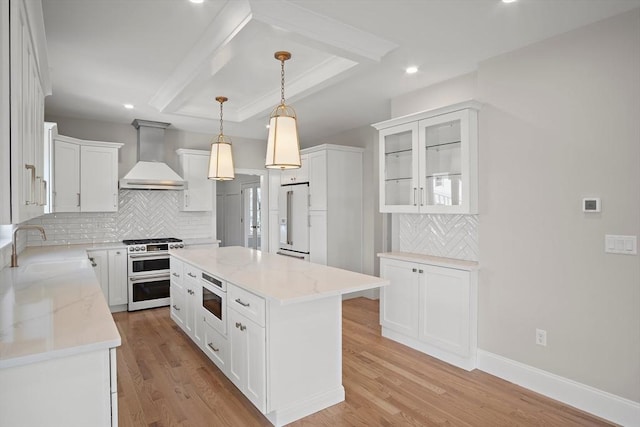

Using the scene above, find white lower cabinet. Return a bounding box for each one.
[228,306,266,412]
[170,259,204,348]
[107,249,127,306]
[183,263,203,347]
[88,249,128,312]
[0,348,117,427]
[202,319,228,374]
[170,258,186,329]
[380,258,420,338]
[380,256,477,371]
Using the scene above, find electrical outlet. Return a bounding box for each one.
[536,329,547,346]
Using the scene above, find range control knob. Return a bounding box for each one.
[179,243,184,248]
[134,246,141,251]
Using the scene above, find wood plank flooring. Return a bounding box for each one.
[113,298,613,426]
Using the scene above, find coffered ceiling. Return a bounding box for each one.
[42,0,640,145]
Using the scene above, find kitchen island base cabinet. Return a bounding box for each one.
[0,348,117,427]
[169,247,387,426]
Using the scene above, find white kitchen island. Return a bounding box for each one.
[169,245,388,427]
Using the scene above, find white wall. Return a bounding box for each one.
[390,9,640,402]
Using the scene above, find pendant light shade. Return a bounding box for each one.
[265,51,301,169]
[208,96,235,180]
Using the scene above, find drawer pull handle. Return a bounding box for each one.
[235,322,246,331]
[88,257,97,267]
[188,273,197,278]
[235,298,250,307]
[207,343,219,352]
[172,272,180,277]
[172,304,181,311]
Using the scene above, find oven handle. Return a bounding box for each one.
[128,252,169,259]
[129,274,170,282]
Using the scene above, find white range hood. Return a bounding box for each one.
[119,119,186,190]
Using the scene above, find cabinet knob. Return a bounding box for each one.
[418,269,424,274]
[412,268,417,273]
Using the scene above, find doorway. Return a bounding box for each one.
[242,181,261,250]
[215,169,268,252]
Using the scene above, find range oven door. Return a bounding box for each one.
[202,280,226,335]
[128,252,170,276]
[128,274,170,311]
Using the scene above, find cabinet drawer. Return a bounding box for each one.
[170,257,183,283]
[184,263,200,282]
[203,318,228,374]
[228,284,266,327]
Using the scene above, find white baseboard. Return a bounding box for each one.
[265,386,345,427]
[477,349,640,427]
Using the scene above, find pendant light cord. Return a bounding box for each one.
[281,58,286,105]
[219,99,224,135]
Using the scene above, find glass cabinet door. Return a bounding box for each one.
[379,122,419,213]
[418,108,476,213]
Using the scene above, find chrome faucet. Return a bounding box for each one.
[11,225,47,267]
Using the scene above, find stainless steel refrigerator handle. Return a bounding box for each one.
[286,190,293,245]
[277,251,305,260]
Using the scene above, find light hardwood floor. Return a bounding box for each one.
[113,298,613,426]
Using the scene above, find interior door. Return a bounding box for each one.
[242,182,261,250]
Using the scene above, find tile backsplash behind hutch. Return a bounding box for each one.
[395,213,478,262]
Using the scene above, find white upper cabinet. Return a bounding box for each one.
[373,101,480,214]
[52,135,122,213]
[176,149,214,212]
[3,0,51,224]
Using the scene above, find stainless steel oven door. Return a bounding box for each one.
[128,274,171,311]
[202,280,226,335]
[128,252,170,277]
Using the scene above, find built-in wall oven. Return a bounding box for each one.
[201,272,226,335]
[124,238,184,311]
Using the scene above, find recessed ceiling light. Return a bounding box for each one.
[123,104,134,109]
[502,0,517,3]
[190,0,204,3]
[405,66,418,74]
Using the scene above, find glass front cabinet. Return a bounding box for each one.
[374,101,480,214]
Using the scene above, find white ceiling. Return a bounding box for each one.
[42,0,640,146]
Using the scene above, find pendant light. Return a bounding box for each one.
[265,51,301,169]
[208,96,235,180]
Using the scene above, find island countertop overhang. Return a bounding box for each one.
[170,246,388,305]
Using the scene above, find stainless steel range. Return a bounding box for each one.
[123,238,184,311]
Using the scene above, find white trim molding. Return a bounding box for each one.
[477,350,640,427]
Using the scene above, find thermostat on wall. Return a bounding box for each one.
[582,198,601,212]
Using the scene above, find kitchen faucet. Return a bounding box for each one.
[11,225,47,267]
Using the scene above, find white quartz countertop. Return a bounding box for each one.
[0,245,122,369]
[378,251,479,271]
[170,246,388,305]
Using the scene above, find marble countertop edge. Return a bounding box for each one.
[378,251,479,271]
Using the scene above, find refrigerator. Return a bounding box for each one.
[277,183,310,260]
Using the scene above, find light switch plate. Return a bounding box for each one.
[605,235,637,255]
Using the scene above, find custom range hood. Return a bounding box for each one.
[119,119,186,190]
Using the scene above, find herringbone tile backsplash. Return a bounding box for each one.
[26,190,213,246]
[397,214,478,261]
